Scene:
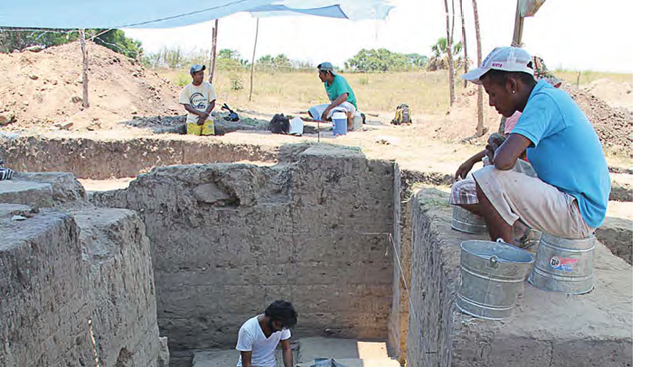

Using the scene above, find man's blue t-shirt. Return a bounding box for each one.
[511,79,611,228]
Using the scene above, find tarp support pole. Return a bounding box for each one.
[249,18,259,102]
[512,1,524,47]
[209,19,219,85]
[79,29,90,108]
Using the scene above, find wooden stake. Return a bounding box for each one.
[511,1,525,47]
[208,19,219,85]
[79,29,89,108]
[249,18,260,102]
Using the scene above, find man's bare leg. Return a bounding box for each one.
[476,181,514,243]
[346,111,354,130]
[461,202,529,241]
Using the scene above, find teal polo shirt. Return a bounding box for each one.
[324,74,357,109]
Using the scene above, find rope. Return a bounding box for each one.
[87,319,101,367]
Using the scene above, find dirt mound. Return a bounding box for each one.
[426,87,502,143]
[582,79,633,110]
[0,42,182,131]
[442,82,633,157]
[562,83,633,157]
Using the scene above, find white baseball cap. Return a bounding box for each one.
[462,47,534,85]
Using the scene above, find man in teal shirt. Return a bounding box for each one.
[308,62,358,130]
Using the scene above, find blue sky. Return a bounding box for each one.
[124,0,634,73]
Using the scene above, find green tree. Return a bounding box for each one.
[257,55,274,68]
[272,54,292,69]
[255,54,294,71]
[0,28,79,53]
[405,53,429,68]
[90,29,143,59]
[0,28,143,60]
[218,48,241,60]
[428,37,463,71]
[345,48,426,72]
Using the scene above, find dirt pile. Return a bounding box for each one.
[444,82,633,157]
[0,42,182,131]
[430,87,502,142]
[582,79,633,110]
[562,83,633,157]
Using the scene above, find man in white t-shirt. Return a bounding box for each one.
[236,300,298,367]
[179,64,217,136]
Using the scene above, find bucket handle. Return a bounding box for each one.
[488,238,507,268]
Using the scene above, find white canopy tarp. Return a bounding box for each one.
[0,0,394,29]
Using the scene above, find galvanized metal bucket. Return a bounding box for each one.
[528,233,596,294]
[456,239,535,320]
[451,206,487,234]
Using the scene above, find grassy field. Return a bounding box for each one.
[554,70,633,86]
[157,68,483,116]
[157,67,632,117]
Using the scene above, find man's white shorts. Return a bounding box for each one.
[309,102,356,121]
[472,166,595,239]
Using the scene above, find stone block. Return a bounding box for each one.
[14,171,86,204]
[595,216,633,265]
[0,179,54,208]
[72,208,163,367]
[0,203,33,218]
[0,205,166,367]
[0,211,93,366]
[407,188,633,367]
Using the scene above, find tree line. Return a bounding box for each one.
[0,28,467,74]
[143,43,465,73]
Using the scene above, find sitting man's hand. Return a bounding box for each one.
[197,116,206,126]
[487,133,506,152]
[321,108,330,122]
[484,144,495,165]
[484,133,506,165]
[455,160,475,180]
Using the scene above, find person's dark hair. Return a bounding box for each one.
[265,300,298,328]
[480,62,536,87]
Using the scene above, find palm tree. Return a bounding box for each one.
[471,0,486,136]
[429,38,463,71]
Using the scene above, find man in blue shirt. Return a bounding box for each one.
[308,62,358,130]
[460,47,611,244]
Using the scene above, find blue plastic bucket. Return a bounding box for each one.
[332,112,347,136]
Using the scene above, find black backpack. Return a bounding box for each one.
[391,104,412,125]
[269,113,290,134]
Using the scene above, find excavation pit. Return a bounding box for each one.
[0,140,633,367]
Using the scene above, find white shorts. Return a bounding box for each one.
[472,166,595,239]
[308,102,356,121]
